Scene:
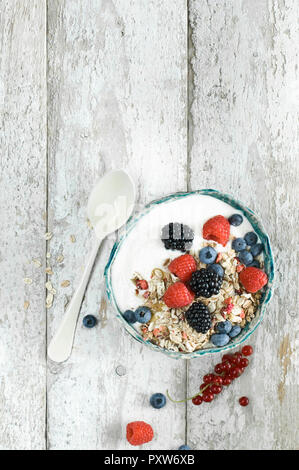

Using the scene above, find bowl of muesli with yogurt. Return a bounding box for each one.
[104,190,274,359]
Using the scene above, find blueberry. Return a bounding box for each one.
[210,333,230,347]
[244,232,258,246]
[250,243,263,257]
[83,315,97,328]
[199,246,217,264]
[216,320,232,334]
[135,306,152,323]
[229,325,241,338]
[232,238,247,252]
[150,393,166,409]
[178,445,191,450]
[207,263,224,278]
[123,310,137,324]
[248,260,261,268]
[228,214,243,226]
[238,249,254,266]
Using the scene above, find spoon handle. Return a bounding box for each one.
[48,238,102,363]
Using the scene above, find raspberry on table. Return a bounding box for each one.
[163,282,194,308]
[126,421,154,446]
[161,222,194,252]
[168,254,197,282]
[203,215,230,247]
[189,268,222,298]
[185,302,212,333]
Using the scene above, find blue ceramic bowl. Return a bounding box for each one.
[104,190,274,359]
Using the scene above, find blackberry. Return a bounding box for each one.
[185,302,212,333]
[161,222,194,252]
[189,268,222,298]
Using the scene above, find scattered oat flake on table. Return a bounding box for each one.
[24,278,33,285]
[61,280,70,288]
[24,301,30,310]
[32,258,42,267]
[44,232,53,240]
[70,235,76,243]
[46,292,54,309]
[56,255,64,263]
[46,252,51,259]
[45,267,53,275]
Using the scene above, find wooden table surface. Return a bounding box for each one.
[0,0,298,450]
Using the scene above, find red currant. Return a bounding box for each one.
[221,361,232,372]
[210,384,222,394]
[222,354,232,363]
[222,376,232,386]
[239,396,249,406]
[242,345,253,356]
[203,374,215,384]
[192,395,203,405]
[214,363,223,374]
[230,367,241,379]
[202,392,214,402]
[212,375,223,385]
[240,357,249,368]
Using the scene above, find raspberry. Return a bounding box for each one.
[126,421,154,446]
[239,267,268,293]
[163,282,194,308]
[203,215,230,247]
[168,254,197,282]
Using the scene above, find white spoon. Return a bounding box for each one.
[48,169,135,363]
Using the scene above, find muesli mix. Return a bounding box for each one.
[123,214,268,353]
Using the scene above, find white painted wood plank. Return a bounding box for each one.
[0,1,47,450]
[187,0,298,449]
[47,0,187,450]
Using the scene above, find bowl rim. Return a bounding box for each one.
[104,189,275,359]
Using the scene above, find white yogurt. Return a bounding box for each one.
[111,194,256,312]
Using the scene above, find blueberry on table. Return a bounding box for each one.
[150,393,166,409]
[207,263,224,278]
[123,310,137,324]
[244,232,258,246]
[238,249,254,266]
[228,214,243,226]
[83,315,97,328]
[135,306,152,323]
[216,320,232,334]
[210,333,230,347]
[250,243,263,257]
[178,445,191,450]
[229,325,241,338]
[199,246,217,264]
[232,237,247,252]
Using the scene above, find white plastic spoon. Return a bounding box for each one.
[48,169,135,363]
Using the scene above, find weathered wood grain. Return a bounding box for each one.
[47,0,187,450]
[0,1,47,450]
[187,0,298,450]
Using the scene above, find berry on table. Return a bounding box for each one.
[192,395,203,405]
[168,254,197,282]
[83,315,97,328]
[250,243,263,257]
[242,345,253,356]
[203,215,230,247]
[244,232,258,246]
[189,268,222,298]
[238,249,254,266]
[229,325,241,338]
[150,393,166,409]
[202,392,214,402]
[207,263,224,278]
[214,363,224,374]
[239,396,249,407]
[123,310,137,324]
[239,267,268,293]
[178,445,191,450]
[232,238,247,252]
[161,222,194,252]
[135,306,152,323]
[210,384,222,394]
[199,246,217,264]
[211,333,230,347]
[163,282,194,308]
[240,357,249,367]
[222,376,232,386]
[216,320,232,334]
[203,373,215,384]
[185,302,212,334]
[228,214,243,226]
[126,421,154,446]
